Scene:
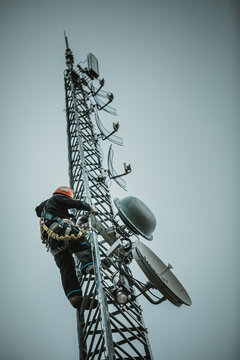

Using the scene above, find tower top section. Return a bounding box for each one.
[64,31,74,68]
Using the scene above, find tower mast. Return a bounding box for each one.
[63,35,154,359]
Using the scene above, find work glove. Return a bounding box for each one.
[77,215,89,227]
[90,205,99,215]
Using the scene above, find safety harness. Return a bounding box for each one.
[40,211,84,256]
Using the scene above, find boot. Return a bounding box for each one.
[69,294,98,309]
[86,264,94,274]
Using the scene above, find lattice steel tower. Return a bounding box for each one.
[63,35,191,360]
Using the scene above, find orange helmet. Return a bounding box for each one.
[53,186,74,199]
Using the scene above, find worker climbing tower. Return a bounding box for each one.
[63,34,192,360]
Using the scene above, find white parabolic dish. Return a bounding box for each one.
[133,241,192,307]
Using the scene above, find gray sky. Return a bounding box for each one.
[1,0,239,359]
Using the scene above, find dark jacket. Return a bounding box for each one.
[35,194,91,219]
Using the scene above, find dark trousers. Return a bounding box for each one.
[51,235,93,298]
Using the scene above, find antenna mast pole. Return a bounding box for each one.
[63,34,154,360]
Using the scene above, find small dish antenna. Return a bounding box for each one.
[132,241,192,307]
[114,196,156,240]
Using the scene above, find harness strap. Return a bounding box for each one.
[41,211,62,224]
[50,245,66,256]
[40,218,84,243]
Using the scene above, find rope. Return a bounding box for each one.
[40,218,84,246]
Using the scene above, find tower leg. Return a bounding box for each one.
[77,309,87,360]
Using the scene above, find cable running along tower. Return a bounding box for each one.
[63,35,192,360]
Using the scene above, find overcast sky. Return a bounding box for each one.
[1,1,239,359]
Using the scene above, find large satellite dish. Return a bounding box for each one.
[114,196,156,240]
[133,241,192,307]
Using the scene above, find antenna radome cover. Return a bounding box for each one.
[114,196,156,240]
